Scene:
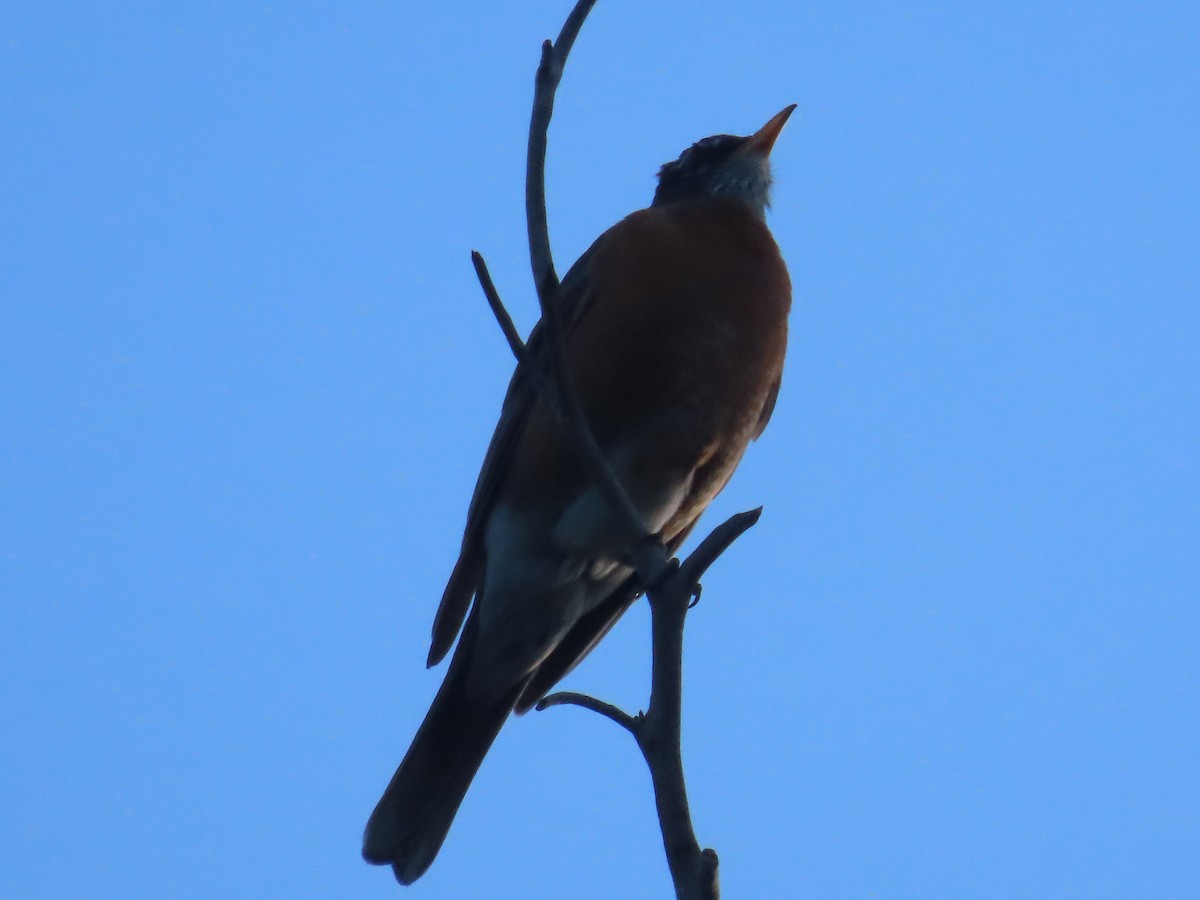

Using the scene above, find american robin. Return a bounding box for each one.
[364,105,795,885]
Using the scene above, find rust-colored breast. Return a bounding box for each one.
[502,197,791,521]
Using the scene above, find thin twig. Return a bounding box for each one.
[471,250,536,373]
[471,249,565,425]
[526,0,599,298]
[526,38,560,301]
[535,691,640,735]
[676,507,763,587]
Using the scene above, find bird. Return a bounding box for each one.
[363,105,796,886]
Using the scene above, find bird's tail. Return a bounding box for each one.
[362,625,525,885]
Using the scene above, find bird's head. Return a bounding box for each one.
[652,105,796,214]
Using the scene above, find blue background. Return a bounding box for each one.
[3,2,1196,897]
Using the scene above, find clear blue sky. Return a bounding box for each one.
[3,2,1197,897]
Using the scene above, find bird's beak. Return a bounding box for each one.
[740,104,797,157]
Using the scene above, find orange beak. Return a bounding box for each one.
[740,104,797,157]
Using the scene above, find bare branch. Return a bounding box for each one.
[526,38,560,300]
[523,0,666,578]
[526,0,599,298]
[551,0,600,66]
[471,250,535,372]
[630,509,763,900]
[676,507,763,587]
[536,690,640,736]
[470,248,567,427]
[640,571,705,896]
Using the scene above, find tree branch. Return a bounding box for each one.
[471,251,535,372]
[526,0,600,300]
[470,249,564,424]
[676,507,763,588]
[536,691,640,736]
[633,509,761,900]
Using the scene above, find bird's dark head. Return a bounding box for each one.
[653,105,796,214]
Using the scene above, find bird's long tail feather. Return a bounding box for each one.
[362,624,525,885]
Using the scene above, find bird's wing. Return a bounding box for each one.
[511,520,699,713]
[428,245,605,666]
